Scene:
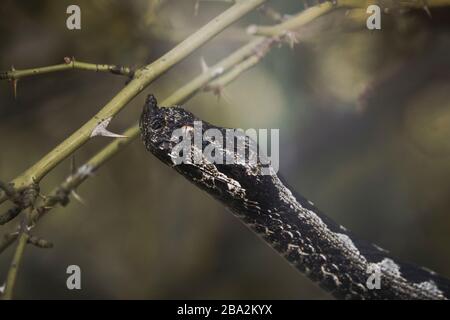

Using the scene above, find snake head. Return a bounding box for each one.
[140,94,197,163]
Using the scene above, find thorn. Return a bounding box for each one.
[207,85,232,105]
[34,205,54,220]
[90,117,127,138]
[194,0,200,16]
[423,5,432,18]
[200,57,223,77]
[200,57,209,74]
[71,190,86,205]
[284,31,299,49]
[8,231,19,237]
[246,25,258,35]
[27,220,36,233]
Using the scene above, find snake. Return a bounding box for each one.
[139,94,450,300]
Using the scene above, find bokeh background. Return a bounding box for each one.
[0,0,449,299]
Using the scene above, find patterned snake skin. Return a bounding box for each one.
[139,94,450,300]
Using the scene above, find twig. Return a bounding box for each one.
[0,182,39,299]
[0,0,268,206]
[247,2,336,37]
[247,0,450,37]
[0,57,134,81]
[1,216,29,300]
[205,54,262,96]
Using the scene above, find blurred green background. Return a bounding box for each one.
[0,0,449,299]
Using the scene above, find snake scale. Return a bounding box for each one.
[139,94,450,300]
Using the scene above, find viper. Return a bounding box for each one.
[139,94,450,300]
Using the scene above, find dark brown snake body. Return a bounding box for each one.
[139,94,450,300]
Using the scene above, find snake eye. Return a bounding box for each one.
[151,121,162,130]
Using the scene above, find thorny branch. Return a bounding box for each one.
[0,57,134,100]
[0,57,134,81]
[1,186,39,299]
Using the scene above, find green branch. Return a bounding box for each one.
[0,58,133,100]
[206,41,272,94]
[247,2,337,37]
[0,57,133,81]
[1,208,31,300]
[247,0,450,37]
